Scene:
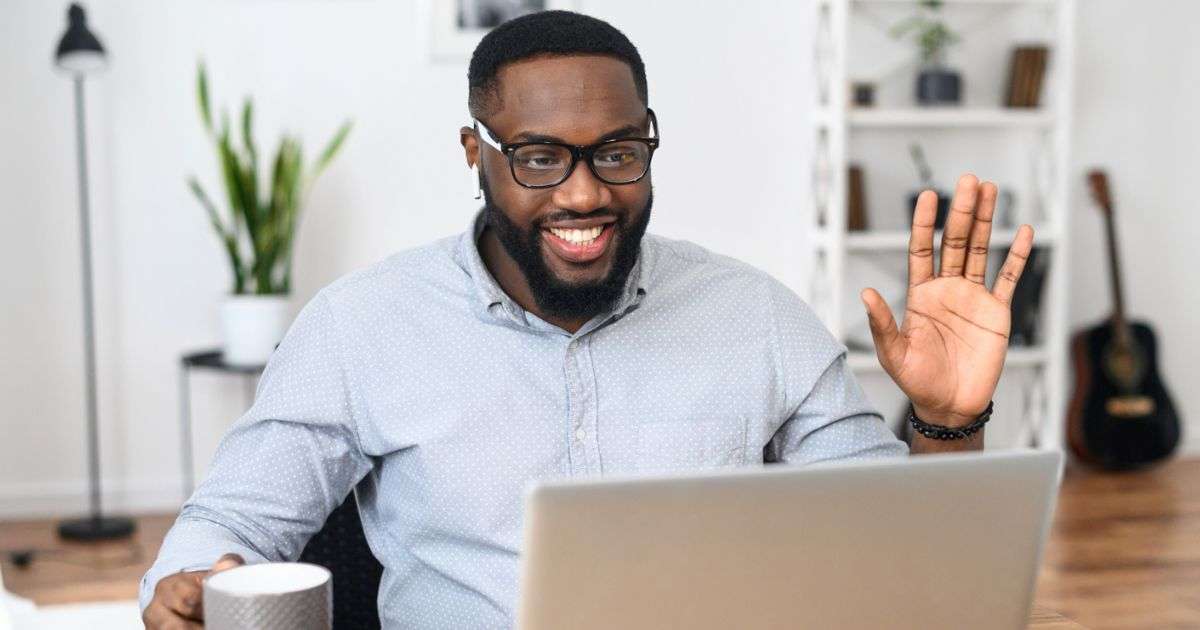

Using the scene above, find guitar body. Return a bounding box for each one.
[1067,319,1180,469]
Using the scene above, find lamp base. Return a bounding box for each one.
[57,515,137,541]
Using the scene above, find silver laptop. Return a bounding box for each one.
[516,449,1062,630]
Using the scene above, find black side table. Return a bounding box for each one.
[179,350,265,499]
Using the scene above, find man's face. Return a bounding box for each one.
[465,55,654,318]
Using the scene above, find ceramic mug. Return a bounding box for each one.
[203,562,332,630]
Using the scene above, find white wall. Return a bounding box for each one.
[0,0,812,518]
[1070,1,1200,453]
[1,0,1196,519]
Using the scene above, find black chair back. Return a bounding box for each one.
[299,492,383,630]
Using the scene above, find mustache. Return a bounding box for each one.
[533,209,625,228]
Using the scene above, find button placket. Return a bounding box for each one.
[564,339,590,476]
[571,336,603,474]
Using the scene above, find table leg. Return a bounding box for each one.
[179,364,194,500]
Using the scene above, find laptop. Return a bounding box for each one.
[516,449,1062,630]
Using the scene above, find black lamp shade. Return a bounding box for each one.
[55,3,106,74]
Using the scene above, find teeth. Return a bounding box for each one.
[548,225,604,245]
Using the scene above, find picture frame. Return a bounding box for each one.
[425,0,579,62]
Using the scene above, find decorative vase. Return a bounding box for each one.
[916,65,961,105]
[220,295,291,367]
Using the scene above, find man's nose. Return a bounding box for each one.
[551,160,613,213]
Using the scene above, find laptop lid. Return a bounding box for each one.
[517,449,1062,630]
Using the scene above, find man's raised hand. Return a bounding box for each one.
[860,173,1034,428]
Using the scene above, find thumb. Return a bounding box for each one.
[209,553,245,574]
[860,288,905,372]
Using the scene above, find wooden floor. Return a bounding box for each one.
[2,458,1199,628]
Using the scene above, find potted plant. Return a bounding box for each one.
[891,0,962,106]
[188,62,351,366]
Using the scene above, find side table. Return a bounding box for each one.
[178,349,265,499]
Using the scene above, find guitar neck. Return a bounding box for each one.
[1098,185,1131,346]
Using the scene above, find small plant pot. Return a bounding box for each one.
[916,67,962,105]
[908,191,951,230]
[220,295,291,367]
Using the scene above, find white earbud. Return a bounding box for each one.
[471,164,482,200]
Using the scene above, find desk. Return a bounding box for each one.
[6,456,1198,627]
[1032,457,1200,628]
[1030,605,1088,629]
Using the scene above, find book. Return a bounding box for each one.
[1006,46,1049,108]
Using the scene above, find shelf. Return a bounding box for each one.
[810,0,1072,452]
[847,346,1049,371]
[847,227,1052,251]
[847,108,1054,129]
[849,0,1055,5]
[813,227,1054,252]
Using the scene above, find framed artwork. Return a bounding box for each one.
[427,0,578,61]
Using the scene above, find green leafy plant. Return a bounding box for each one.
[188,61,352,295]
[890,0,960,66]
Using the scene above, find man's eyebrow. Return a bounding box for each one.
[511,124,644,144]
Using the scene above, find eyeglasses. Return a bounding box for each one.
[473,109,659,189]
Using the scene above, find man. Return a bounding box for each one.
[142,10,1033,629]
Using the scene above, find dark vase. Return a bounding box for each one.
[916,67,961,105]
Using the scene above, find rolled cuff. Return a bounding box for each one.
[138,517,269,612]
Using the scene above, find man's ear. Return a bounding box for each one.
[460,126,480,168]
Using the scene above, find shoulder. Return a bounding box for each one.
[298,232,468,326]
[642,233,811,316]
[642,233,840,355]
[316,235,464,309]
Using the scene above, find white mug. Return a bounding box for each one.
[204,562,332,630]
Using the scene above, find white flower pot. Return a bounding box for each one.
[220,295,292,367]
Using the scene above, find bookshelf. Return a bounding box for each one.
[807,0,1074,451]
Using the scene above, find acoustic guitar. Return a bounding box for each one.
[1066,170,1180,469]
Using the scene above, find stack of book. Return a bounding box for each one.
[1005,46,1049,108]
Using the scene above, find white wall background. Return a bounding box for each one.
[0,0,1196,518]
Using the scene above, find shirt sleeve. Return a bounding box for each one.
[762,277,909,465]
[139,290,373,611]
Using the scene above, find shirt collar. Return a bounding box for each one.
[455,209,650,329]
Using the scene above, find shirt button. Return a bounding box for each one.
[574,427,587,442]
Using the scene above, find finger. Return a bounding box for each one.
[160,573,205,621]
[963,181,997,284]
[939,173,981,278]
[861,288,906,372]
[908,189,938,287]
[143,601,203,630]
[992,224,1035,305]
[210,552,245,573]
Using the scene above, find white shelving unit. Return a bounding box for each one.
[848,107,1055,127]
[807,0,1074,451]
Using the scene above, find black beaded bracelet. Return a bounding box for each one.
[908,400,994,440]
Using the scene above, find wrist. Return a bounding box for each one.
[907,400,993,442]
[910,403,986,428]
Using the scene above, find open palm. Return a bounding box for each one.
[861,174,1035,425]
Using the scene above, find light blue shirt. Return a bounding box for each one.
[141,212,907,627]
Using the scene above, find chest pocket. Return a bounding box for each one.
[636,415,749,474]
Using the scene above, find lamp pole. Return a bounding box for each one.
[54,2,135,542]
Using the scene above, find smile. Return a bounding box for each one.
[547,226,603,245]
[541,223,615,263]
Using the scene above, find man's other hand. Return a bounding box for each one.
[142,553,244,629]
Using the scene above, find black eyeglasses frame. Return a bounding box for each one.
[474,108,659,189]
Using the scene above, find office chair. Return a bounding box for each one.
[299,492,383,630]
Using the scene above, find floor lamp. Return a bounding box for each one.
[54,3,135,542]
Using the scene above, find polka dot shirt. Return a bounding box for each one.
[140,211,908,626]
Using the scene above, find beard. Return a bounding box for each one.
[481,174,653,321]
